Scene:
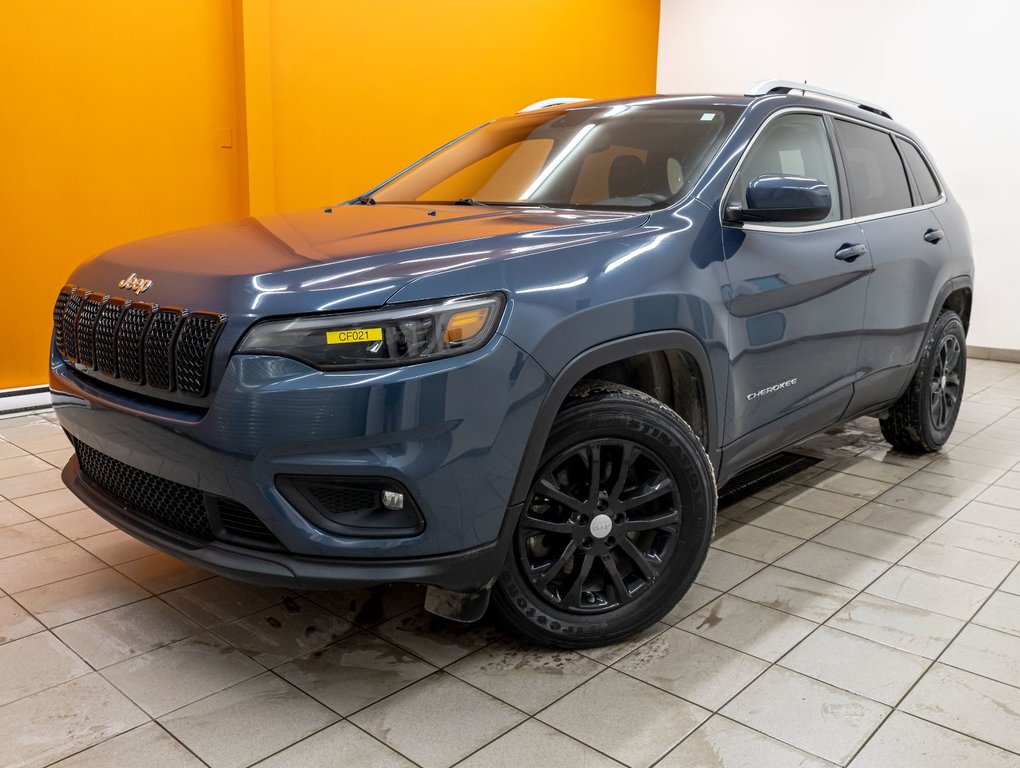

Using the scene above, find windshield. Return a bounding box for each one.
[372,103,741,211]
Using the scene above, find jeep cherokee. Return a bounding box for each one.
[50,80,973,647]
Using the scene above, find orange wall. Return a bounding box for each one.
[264,0,662,212]
[0,0,659,389]
[0,0,243,389]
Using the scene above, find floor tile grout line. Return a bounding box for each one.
[648,711,844,768]
[150,719,216,768]
[833,472,1020,763]
[35,720,215,768]
[654,530,872,764]
[890,554,1020,701]
[86,594,339,723]
[342,614,691,767]
[692,436,1020,762]
[859,562,997,622]
[0,630,96,711]
[0,539,126,593]
[939,511,1020,540]
[648,401,1015,762]
[259,716,429,768]
[95,647,266,724]
[7,391,1020,766]
[442,668,631,768]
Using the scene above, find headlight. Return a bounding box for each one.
[236,293,505,370]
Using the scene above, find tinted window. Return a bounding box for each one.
[897,138,941,205]
[374,106,739,211]
[834,120,911,216]
[728,113,841,225]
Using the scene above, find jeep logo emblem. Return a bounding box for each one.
[589,514,613,539]
[118,273,153,294]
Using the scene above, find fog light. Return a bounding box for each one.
[276,476,424,538]
[382,490,405,510]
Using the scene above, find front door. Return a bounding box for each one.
[720,112,871,446]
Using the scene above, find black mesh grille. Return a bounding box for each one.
[175,313,226,395]
[71,434,213,539]
[74,295,106,369]
[214,498,280,545]
[306,484,377,514]
[53,286,71,353]
[116,303,153,384]
[62,289,87,361]
[54,285,225,398]
[144,309,184,390]
[70,436,282,549]
[94,299,126,376]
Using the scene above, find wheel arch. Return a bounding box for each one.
[914,275,973,372]
[508,331,719,507]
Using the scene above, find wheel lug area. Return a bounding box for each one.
[606,536,616,547]
[581,537,593,549]
[614,513,624,524]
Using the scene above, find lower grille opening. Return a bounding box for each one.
[70,435,282,550]
[210,497,280,546]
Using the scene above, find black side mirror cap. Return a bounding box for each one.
[726,175,832,224]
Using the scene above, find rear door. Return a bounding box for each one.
[721,112,871,445]
[833,119,953,413]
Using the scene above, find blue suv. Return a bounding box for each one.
[50,81,973,647]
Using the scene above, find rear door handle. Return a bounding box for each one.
[835,243,868,262]
[924,228,945,244]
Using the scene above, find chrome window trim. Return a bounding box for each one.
[720,106,946,235]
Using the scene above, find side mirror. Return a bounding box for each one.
[726,175,832,223]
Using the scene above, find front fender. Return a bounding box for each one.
[506,330,722,508]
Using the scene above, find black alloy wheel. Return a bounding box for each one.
[493,381,716,648]
[517,439,681,614]
[929,335,962,431]
[881,310,967,453]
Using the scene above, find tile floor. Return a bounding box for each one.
[2,358,1020,767]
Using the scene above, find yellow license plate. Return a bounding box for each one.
[325,328,383,345]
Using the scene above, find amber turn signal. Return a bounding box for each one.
[443,307,492,345]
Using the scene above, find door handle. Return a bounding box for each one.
[835,243,868,262]
[924,228,945,244]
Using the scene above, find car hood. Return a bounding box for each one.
[67,204,646,316]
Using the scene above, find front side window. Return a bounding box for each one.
[834,120,912,216]
[727,113,842,226]
[372,105,739,210]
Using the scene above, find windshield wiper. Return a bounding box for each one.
[348,194,376,205]
[486,201,552,209]
[454,199,551,209]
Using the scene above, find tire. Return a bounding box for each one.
[880,310,967,453]
[493,381,716,648]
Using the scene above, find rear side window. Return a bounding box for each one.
[834,120,911,216]
[897,138,941,205]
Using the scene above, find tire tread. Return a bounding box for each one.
[880,310,965,453]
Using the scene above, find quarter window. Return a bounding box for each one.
[728,114,841,225]
[834,120,912,216]
[897,138,941,205]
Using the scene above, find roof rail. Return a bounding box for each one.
[519,97,590,113]
[745,79,892,120]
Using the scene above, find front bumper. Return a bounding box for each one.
[63,457,514,590]
[52,334,549,589]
